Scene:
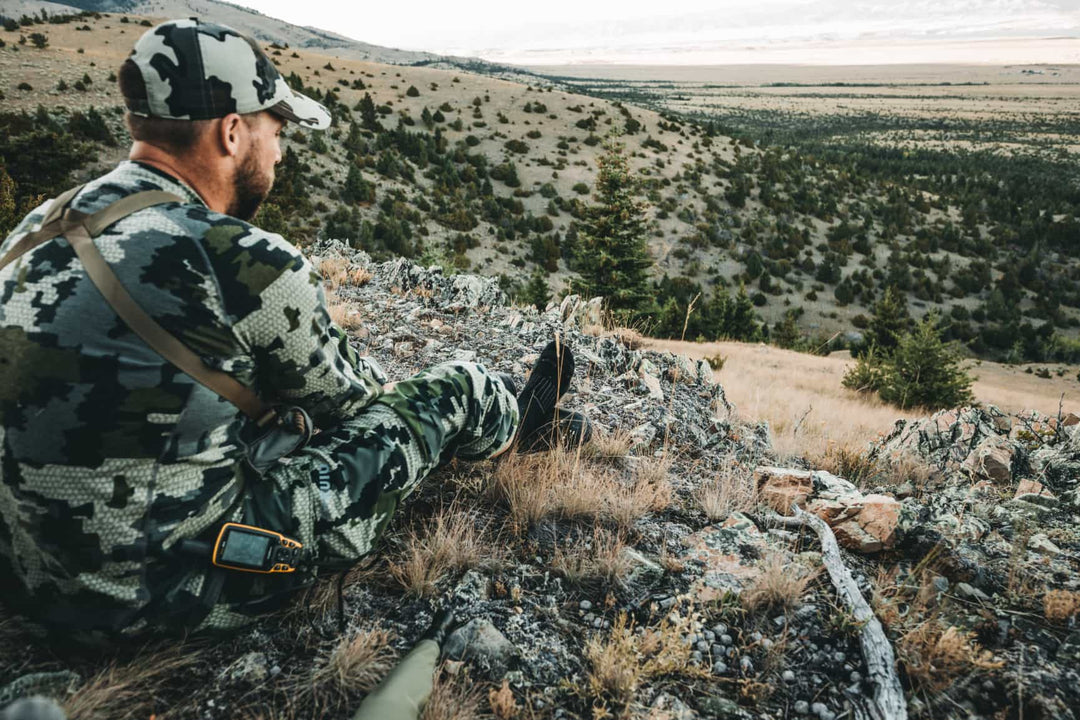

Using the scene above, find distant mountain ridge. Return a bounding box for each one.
[1,0,452,65]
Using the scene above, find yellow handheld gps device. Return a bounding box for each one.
[211,523,303,574]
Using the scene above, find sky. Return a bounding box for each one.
[230,0,1080,64]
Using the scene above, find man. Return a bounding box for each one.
[0,19,578,639]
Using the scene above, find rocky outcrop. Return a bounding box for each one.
[756,467,909,553]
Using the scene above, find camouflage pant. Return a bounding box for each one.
[198,361,517,630]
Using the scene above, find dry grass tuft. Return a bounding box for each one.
[898,622,1004,694]
[610,327,645,350]
[584,610,698,713]
[581,429,633,463]
[421,670,488,720]
[551,529,632,590]
[813,444,881,487]
[694,458,759,521]
[490,445,665,534]
[584,613,642,710]
[63,645,203,720]
[349,266,373,286]
[308,626,397,707]
[319,257,350,290]
[327,296,366,330]
[1044,589,1080,623]
[741,554,818,614]
[389,507,497,597]
[488,679,519,719]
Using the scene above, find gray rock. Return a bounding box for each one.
[956,582,990,601]
[794,700,810,715]
[649,692,697,719]
[620,548,664,589]
[443,619,518,679]
[453,569,491,604]
[0,697,66,720]
[782,670,796,683]
[219,651,269,684]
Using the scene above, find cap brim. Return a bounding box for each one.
[270,90,331,130]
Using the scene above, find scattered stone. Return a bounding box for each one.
[443,619,518,679]
[755,467,813,513]
[961,435,1015,483]
[0,697,67,720]
[1028,533,1063,556]
[219,651,269,684]
[649,692,697,720]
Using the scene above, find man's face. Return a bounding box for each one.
[229,112,284,221]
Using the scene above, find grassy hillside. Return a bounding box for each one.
[2,7,1080,368]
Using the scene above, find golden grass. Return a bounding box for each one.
[389,507,498,597]
[741,554,818,614]
[488,679,519,719]
[694,455,759,521]
[1044,589,1080,623]
[551,529,632,590]
[420,671,488,720]
[306,627,397,708]
[644,338,1079,461]
[580,429,633,463]
[898,623,1004,695]
[584,610,699,715]
[490,446,670,534]
[63,645,203,720]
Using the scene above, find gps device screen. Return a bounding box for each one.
[220,530,272,567]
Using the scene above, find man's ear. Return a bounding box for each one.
[217,113,244,158]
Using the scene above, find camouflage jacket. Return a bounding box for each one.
[0,161,383,635]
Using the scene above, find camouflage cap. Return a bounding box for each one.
[123,18,331,130]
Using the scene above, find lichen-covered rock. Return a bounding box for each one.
[443,618,518,680]
[681,513,774,601]
[960,435,1016,483]
[755,467,813,514]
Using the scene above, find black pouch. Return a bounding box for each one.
[240,406,314,475]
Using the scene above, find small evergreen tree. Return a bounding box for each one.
[568,133,653,316]
[520,269,551,310]
[0,161,18,237]
[868,286,910,352]
[878,313,974,410]
[341,163,374,205]
[357,93,379,132]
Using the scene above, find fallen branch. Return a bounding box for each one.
[769,506,908,720]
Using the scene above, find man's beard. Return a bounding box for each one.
[228,150,273,222]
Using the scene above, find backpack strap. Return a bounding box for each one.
[0,185,85,273]
[2,187,276,425]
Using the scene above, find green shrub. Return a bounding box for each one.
[855,313,974,410]
[504,139,528,154]
[406,85,419,97]
[842,344,886,395]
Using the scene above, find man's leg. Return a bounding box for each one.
[250,360,515,568]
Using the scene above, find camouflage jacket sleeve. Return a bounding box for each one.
[329,323,388,385]
[212,226,383,427]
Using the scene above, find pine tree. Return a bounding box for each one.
[0,162,18,238]
[520,269,551,310]
[568,134,652,316]
[358,93,379,133]
[879,312,974,410]
[341,163,374,205]
[869,285,910,353]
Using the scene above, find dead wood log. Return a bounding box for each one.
[769,506,908,720]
